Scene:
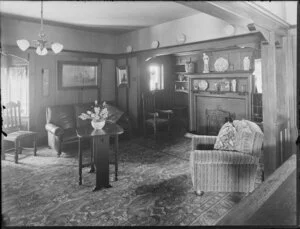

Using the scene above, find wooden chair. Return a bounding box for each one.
[206,107,236,135]
[2,101,37,163]
[142,91,174,140]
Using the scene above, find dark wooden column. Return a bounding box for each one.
[282,29,298,159]
[261,32,278,178]
[97,58,102,103]
[93,135,111,191]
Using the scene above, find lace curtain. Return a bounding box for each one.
[1,66,29,117]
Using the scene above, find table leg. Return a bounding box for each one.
[93,135,111,191]
[89,139,95,173]
[33,135,37,156]
[78,138,82,185]
[114,135,119,181]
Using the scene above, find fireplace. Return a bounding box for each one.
[187,73,252,134]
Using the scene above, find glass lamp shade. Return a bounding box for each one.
[16,39,30,51]
[36,46,48,56]
[51,43,63,54]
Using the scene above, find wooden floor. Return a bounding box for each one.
[217,154,297,226]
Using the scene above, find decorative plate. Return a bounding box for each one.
[198,80,208,91]
[151,40,159,49]
[214,57,229,72]
[176,33,186,44]
[126,45,133,53]
[193,80,199,90]
[220,80,230,92]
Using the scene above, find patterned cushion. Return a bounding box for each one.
[233,120,256,155]
[214,122,237,150]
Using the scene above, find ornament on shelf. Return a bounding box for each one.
[185,58,195,73]
[231,79,237,92]
[203,53,209,73]
[243,56,250,71]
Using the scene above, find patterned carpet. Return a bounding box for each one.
[1,135,262,226]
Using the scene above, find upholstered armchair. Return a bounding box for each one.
[189,120,264,194]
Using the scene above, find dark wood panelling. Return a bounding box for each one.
[261,33,278,177]
[195,94,249,134]
[101,58,116,102]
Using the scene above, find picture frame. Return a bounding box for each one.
[57,61,99,90]
[116,66,129,87]
[42,68,49,96]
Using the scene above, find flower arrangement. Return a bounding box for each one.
[79,100,109,122]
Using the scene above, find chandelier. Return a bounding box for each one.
[16,1,63,56]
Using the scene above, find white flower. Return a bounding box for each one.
[87,110,92,115]
[94,107,100,115]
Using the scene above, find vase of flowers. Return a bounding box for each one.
[78,100,109,130]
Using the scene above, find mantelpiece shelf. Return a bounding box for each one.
[191,90,249,96]
[185,72,252,79]
[175,89,189,93]
[175,81,188,83]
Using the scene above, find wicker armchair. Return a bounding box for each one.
[189,120,264,194]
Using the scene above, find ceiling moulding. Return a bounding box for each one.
[3,44,116,59]
[0,13,130,35]
[177,1,290,36]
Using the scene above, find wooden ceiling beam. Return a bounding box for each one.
[178,1,290,38]
[177,1,251,27]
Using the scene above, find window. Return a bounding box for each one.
[1,66,29,117]
[252,59,263,123]
[149,64,164,91]
[253,59,262,93]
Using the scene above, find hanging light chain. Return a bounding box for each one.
[41,0,44,32]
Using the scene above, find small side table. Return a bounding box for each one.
[76,122,124,191]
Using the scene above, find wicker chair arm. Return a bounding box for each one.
[185,133,217,150]
[191,150,259,165]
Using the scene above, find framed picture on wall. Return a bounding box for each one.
[116,66,129,87]
[42,68,50,96]
[57,61,99,90]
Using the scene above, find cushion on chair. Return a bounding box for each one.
[106,104,124,123]
[233,120,257,155]
[214,122,236,151]
[4,131,36,141]
[74,103,93,128]
[62,128,78,142]
[47,105,75,130]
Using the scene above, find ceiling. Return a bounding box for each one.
[0,1,201,34]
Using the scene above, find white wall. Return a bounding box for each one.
[255,1,297,25]
[116,12,249,53]
[1,17,117,54]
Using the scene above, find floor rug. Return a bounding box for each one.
[1,136,260,226]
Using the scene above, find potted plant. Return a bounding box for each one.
[78,100,109,129]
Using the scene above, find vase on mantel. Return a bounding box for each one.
[91,119,105,130]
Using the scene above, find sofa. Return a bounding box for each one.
[189,120,264,194]
[45,102,132,156]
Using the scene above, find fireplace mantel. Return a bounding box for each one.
[187,73,253,133]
